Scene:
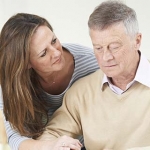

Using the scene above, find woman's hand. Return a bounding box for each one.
[41,135,82,150]
[19,135,82,150]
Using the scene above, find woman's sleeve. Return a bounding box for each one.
[0,86,30,150]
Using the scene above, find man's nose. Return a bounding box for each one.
[102,49,113,61]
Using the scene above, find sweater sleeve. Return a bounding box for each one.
[0,86,30,150]
[39,90,82,140]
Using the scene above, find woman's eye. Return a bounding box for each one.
[52,38,57,44]
[40,50,47,57]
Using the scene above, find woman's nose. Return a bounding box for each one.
[50,46,61,58]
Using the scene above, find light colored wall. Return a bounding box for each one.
[0,0,150,57]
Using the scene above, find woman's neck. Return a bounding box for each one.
[39,48,75,95]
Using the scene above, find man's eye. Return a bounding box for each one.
[95,47,103,52]
[109,43,121,50]
[110,46,119,50]
[41,50,47,57]
[109,46,120,52]
[52,38,57,44]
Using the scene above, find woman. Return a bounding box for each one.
[0,13,99,150]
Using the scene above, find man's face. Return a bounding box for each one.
[89,23,141,79]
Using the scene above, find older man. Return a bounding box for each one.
[39,1,150,149]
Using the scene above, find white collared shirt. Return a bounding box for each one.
[101,52,150,95]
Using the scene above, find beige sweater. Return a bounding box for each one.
[40,69,150,150]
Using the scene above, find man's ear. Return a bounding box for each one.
[135,33,142,49]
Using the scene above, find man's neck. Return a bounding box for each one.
[111,52,140,90]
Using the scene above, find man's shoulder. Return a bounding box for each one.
[64,69,103,107]
[69,69,103,91]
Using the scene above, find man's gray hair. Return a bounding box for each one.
[88,0,139,37]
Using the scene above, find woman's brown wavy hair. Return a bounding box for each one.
[0,13,53,138]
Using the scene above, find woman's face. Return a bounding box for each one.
[29,25,65,76]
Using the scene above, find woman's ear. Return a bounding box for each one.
[28,63,31,69]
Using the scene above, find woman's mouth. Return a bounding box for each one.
[53,57,61,64]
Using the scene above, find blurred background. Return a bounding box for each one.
[0,0,150,57]
[0,0,150,149]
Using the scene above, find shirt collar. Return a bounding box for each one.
[101,52,150,90]
[134,53,150,87]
